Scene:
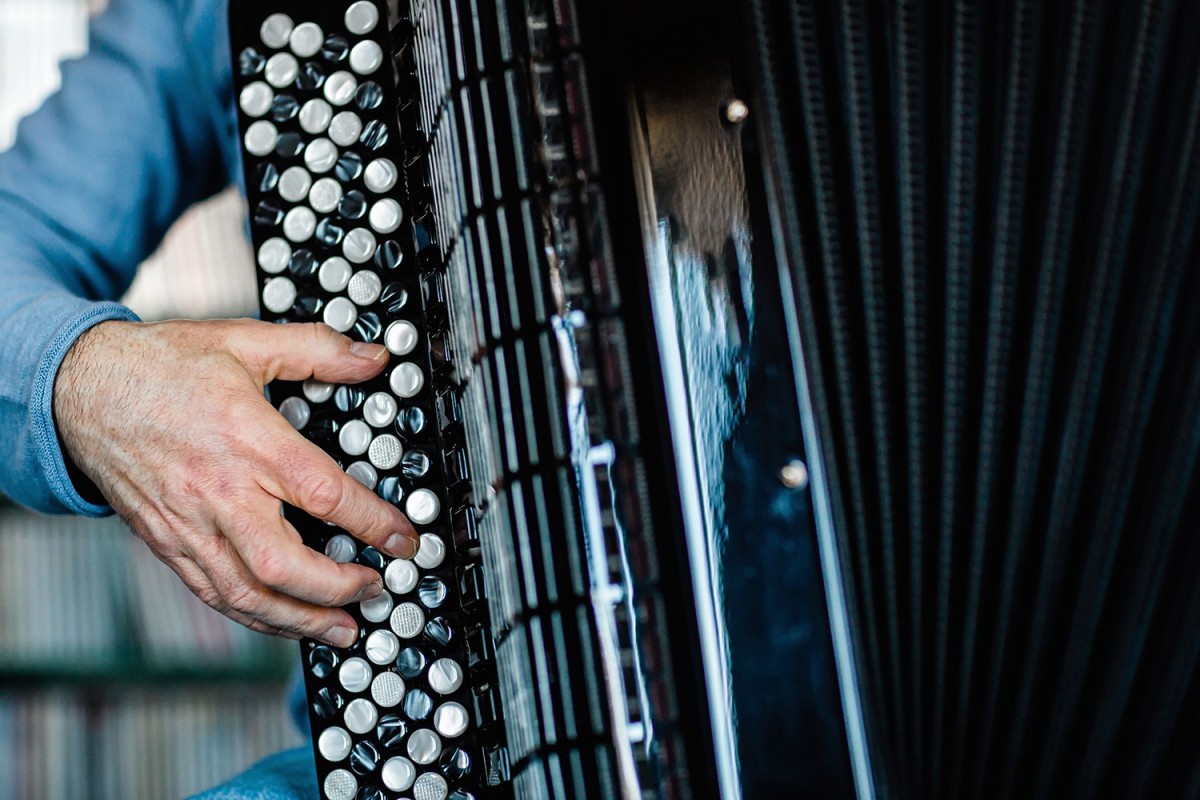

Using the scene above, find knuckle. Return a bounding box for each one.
[248,548,292,589]
[298,471,345,519]
[225,582,266,616]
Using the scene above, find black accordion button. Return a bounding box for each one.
[355,81,384,111]
[309,645,340,679]
[270,94,299,123]
[254,201,284,228]
[374,240,404,271]
[288,248,319,278]
[312,687,345,722]
[297,61,327,91]
[254,162,280,193]
[323,34,350,63]
[439,748,472,782]
[239,47,265,76]
[395,647,426,679]
[375,715,408,750]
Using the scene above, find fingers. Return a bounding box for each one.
[259,415,419,559]
[224,320,390,386]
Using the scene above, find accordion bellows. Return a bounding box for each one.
[750,0,1200,797]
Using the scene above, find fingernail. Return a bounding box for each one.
[350,342,388,360]
[385,533,417,559]
[355,579,384,602]
[325,624,357,648]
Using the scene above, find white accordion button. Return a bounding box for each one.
[369,434,403,471]
[348,270,383,306]
[365,629,400,664]
[345,460,378,489]
[407,492,442,528]
[345,2,380,35]
[329,111,364,147]
[299,98,333,134]
[364,159,398,194]
[239,81,273,117]
[385,559,418,595]
[324,71,358,106]
[289,21,323,58]
[264,52,299,88]
[338,657,372,693]
[413,532,446,569]
[283,206,316,242]
[260,13,294,49]
[319,256,353,293]
[343,228,377,264]
[278,396,310,430]
[381,757,415,793]
[304,138,338,173]
[257,237,291,274]
[261,276,297,314]
[323,296,358,333]
[303,378,335,404]
[371,671,405,707]
[324,770,357,800]
[317,726,352,762]
[360,590,394,626]
[350,40,384,75]
[389,362,425,398]
[390,602,426,639]
[278,166,312,203]
[325,534,356,564]
[385,320,418,356]
[413,772,448,800]
[338,419,372,456]
[369,199,403,234]
[434,702,469,738]
[344,698,378,735]
[244,120,278,157]
[310,178,344,214]
[407,729,441,765]
[427,658,464,695]
[363,391,398,428]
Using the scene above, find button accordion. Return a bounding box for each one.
[231,0,1200,798]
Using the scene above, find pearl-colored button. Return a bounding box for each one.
[385,559,418,595]
[317,726,352,761]
[413,532,445,568]
[299,98,333,134]
[303,379,335,403]
[381,757,415,792]
[289,22,323,58]
[348,270,383,306]
[346,460,378,489]
[329,111,364,147]
[427,658,464,695]
[368,434,403,470]
[360,591,394,627]
[371,671,405,707]
[323,296,358,333]
[363,392,398,428]
[323,770,357,800]
[283,206,316,242]
[239,82,273,117]
[389,362,425,398]
[343,228,377,264]
[434,702,469,738]
[278,166,312,203]
[264,52,298,87]
[304,138,338,173]
[339,419,372,456]
[318,257,353,293]
[260,13,293,48]
[384,321,418,356]
[390,603,425,639]
[325,534,356,563]
[369,199,403,234]
[310,178,344,214]
[365,629,400,664]
[345,2,380,35]
[324,71,358,106]
[344,697,378,734]
[279,396,310,430]
[350,40,384,75]
[364,159,398,194]
[244,120,278,157]
[262,276,297,313]
[339,657,372,693]
[257,237,291,274]
[407,728,441,765]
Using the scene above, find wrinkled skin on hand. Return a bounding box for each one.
[53,319,418,647]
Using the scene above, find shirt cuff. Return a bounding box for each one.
[31,300,140,517]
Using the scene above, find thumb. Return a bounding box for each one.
[224,321,390,386]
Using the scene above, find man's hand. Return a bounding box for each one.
[53,319,418,648]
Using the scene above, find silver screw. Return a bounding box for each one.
[723,98,750,125]
[780,459,809,490]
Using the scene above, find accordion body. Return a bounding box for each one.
[231,0,1200,798]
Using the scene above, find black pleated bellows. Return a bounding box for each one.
[748,0,1200,797]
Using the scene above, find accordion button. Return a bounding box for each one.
[350,40,384,76]
[385,321,418,356]
[297,61,327,91]
[346,460,378,490]
[309,645,340,679]
[355,82,384,111]
[274,132,304,159]
[365,629,400,664]
[349,270,383,306]
[381,756,416,792]
[325,534,357,564]
[330,111,364,147]
[316,219,347,248]
[304,379,336,404]
[239,81,273,117]
[239,47,266,77]
[403,689,433,722]
[254,162,280,193]
[354,311,383,343]
[322,769,357,800]
[369,434,403,471]
[323,34,350,64]
[385,559,419,595]
[287,248,319,278]
[413,533,445,569]
[377,476,404,505]
[260,13,294,49]
[319,257,353,293]
[269,93,299,123]
[424,617,453,647]
[300,98,333,134]
[389,362,425,398]
[362,591,395,627]
[339,657,373,693]
[344,697,378,734]
[324,296,358,333]
[376,715,408,749]
[305,138,338,174]
[390,602,426,639]
[439,747,472,782]
[374,240,403,271]
[359,119,389,151]
[349,740,380,776]
[335,385,366,412]
[244,120,278,157]
[313,687,345,721]
[283,206,317,242]
[428,658,463,695]
[369,199,403,234]
[325,71,358,106]
[401,448,428,480]
[395,648,426,680]
[407,729,441,765]
[344,228,377,264]
[339,189,368,220]
[290,22,324,59]
[318,726,352,762]
[371,671,405,708]
[345,2,380,36]
[395,406,427,438]
[413,772,448,800]
[279,396,311,430]
[264,52,299,88]
[262,276,297,314]
[310,178,345,215]
[380,282,408,314]
[278,166,313,203]
[359,546,387,571]
[364,392,399,428]
[364,159,398,194]
[257,237,291,274]
[408,490,441,529]
[339,419,372,457]
[418,576,447,609]
[337,153,365,183]
[434,702,469,738]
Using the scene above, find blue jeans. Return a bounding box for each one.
[188,674,317,800]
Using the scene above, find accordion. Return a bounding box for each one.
[230,0,1200,798]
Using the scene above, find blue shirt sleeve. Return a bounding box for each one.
[0,0,236,515]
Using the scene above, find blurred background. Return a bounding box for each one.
[0,1,303,797]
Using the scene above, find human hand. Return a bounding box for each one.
[53,319,418,647]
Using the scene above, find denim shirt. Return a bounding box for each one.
[0,0,242,515]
